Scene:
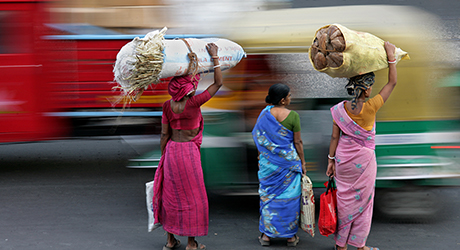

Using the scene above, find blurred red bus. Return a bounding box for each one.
[0,0,208,142]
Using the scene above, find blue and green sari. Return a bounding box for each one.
[252,105,302,238]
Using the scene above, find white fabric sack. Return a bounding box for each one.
[300,174,315,237]
[160,37,246,78]
[145,180,161,232]
[113,27,246,97]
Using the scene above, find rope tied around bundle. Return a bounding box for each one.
[180,38,200,78]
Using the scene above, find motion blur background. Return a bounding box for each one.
[1,0,459,219]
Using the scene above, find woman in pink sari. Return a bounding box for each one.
[153,43,222,250]
[326,42,397,250]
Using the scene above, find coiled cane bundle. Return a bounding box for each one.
[309,24,409,78]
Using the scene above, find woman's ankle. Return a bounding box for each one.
[336,245,347,250]
[261,233,270,241]
[187,237,196,247]
[287,235,297,242]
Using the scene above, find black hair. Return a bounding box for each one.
[265,83,290,105]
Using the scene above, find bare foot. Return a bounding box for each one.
[165,238,180,248]
[259,233,270,246]
[260,233,270,242]
[336,245,347,250]
[286,235,300,247]
[186,240,206,250]
[357,246,379,250]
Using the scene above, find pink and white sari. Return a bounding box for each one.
[330,101,377,248]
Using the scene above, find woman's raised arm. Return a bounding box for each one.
[205,43,223,97]
[379,41,398,103]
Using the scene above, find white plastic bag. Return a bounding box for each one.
[145,180,161,232]
[300,174,315,237]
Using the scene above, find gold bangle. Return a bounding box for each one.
[211,56,219,59]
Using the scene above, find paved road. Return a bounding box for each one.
[0,137,459,250]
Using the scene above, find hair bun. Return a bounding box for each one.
[265,83,290,105]
[265,95,272,104]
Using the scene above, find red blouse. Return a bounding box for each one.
[162,90,212,130]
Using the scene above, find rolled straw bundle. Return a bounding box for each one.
[113,27,167,100]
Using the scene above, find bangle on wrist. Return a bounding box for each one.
[213,64,221,69]
[328,154,335,160]
[388,59,396,64]
[211,56,219,59]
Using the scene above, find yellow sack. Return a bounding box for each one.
[308,23,409,78]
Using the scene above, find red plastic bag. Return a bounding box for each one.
[318,176,337,237]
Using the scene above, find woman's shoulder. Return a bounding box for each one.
[283,110,301,132]
[163,99,171,109]
[288,110,300,117]
[189,90,211,106]
[283,110,300,122]
[368,94,383,104]
[276,107,295,116]
[366,94,384,110]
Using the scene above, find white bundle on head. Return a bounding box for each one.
[113,27,246,101]
[113,27,167,98]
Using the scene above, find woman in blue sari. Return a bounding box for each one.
[252,83,307,247]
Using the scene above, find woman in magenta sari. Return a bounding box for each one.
[326,42,397,250]
[152,43,222,250]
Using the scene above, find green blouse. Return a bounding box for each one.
[280,110,301,132]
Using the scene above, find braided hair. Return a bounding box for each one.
[345,72,375,110]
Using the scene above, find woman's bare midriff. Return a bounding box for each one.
[170,128,200,142]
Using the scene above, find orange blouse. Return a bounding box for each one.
[344,94,384,131]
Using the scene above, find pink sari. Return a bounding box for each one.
[152,117,208,236]
[152,84,210,236]
[330,101,377,248]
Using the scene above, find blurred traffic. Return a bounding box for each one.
[0,0,459,219]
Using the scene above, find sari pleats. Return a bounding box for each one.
[331,102,377,248]
[153,140,208,236]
